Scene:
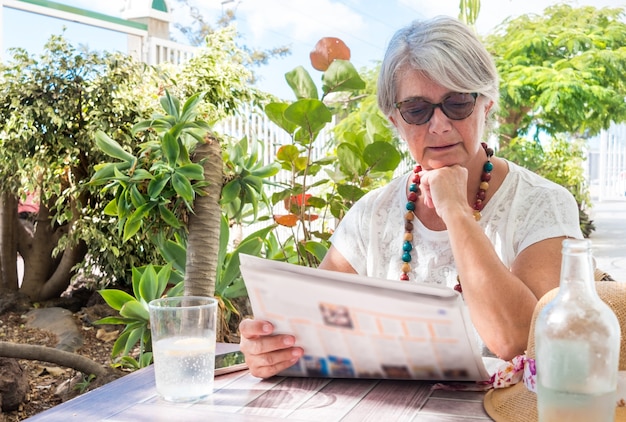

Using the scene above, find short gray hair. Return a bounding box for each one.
[377,16,499,118]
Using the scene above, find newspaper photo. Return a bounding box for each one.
[239,254,491,382]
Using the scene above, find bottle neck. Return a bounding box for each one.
[558,238,597,298]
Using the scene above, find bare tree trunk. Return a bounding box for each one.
[184,134,223,297]
[37,240,88,300]
[0,192,19,291]
[19,204,87,301]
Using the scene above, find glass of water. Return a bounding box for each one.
[148,296,218,402]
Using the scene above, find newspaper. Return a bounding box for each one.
[239,254,491,382]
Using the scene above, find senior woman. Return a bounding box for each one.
[239,16,583,379]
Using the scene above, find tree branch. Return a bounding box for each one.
[0,341,109,379]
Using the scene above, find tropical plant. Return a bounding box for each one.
[261,39,403,267]
[91,91,210,244]
[95,263,184,369]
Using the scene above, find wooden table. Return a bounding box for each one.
[25,344,493,422]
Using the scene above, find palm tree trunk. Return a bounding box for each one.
[0,193,19,291]
[184,134,223,297]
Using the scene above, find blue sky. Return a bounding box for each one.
[2,0,624,99]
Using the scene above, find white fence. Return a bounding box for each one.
[589,123,626,200]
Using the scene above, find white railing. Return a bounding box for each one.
[147,37,196,66]
[597,124,626,200]
[0,0,197,66]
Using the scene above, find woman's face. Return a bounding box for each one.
[389,68,493,170]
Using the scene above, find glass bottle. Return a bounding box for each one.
[535,238,620,422]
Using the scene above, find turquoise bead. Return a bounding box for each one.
[406,202,415,211]
[484,161,494,172]
[410,183,419,192]
[403,241,413,252]
[402,252,412,262]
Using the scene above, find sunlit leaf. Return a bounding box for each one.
[363,142,402,172]
[265,103,298,134]
[94,130,135,162]
[284,99,332,135]
[273,214,299,227]
[322,60,365,95]
[285,66,318,100]
[310,37,351,71]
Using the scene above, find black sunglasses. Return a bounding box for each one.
[395,92,478,125]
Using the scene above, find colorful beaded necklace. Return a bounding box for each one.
[400,142,494,290]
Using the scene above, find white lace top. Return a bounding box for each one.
[330,160,583,287]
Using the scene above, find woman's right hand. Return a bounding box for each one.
[239,318,304,379]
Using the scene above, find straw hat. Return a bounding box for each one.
[484,282,626,422]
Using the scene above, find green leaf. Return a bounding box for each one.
[222,279,248,299]
[337,143,363,176]
[172,172,194,203]
[158,204,181,228]
[175,163,204,180]
[90,161,132,184]
[285,66,318,99]
[93,316,133,326]
[129,185,146,208]
[284,99,332,136]
[139,264,159,302]
[276,145,300,162]
[139,352,153,368]
[265,102,298,134]
[98,289,136,311]
[162,131,180,166]
[322,60,366,95]
[337,184,366,203]
[363,142,402,172]
[179,92,204,122]
[220,179,241,205]
[243,175,263,193]
[131,266,142,299]
[123,202,156,242]
[216,214,229,284]
[103,199,118,216]
[111,330,131,358]
[304,241,328,262]
[129,168,154,182]
[155,263,173,298]
[218,226,274,295]
[123,326,146,356]
[148,174,171,199]
[166,280,185,297]
[159,239,187,273]
[120,301,150,322]
[131,119,154,134]
[160,91,180,117]
[250,162,281,178]
[94,131,135,162]
[123,212,143,242]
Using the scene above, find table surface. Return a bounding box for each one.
[25,344,494,422]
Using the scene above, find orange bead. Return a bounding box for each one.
[405,211,414,220]
[480,181,489,191]
[404,232,413,241]
[401,263,411,273]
